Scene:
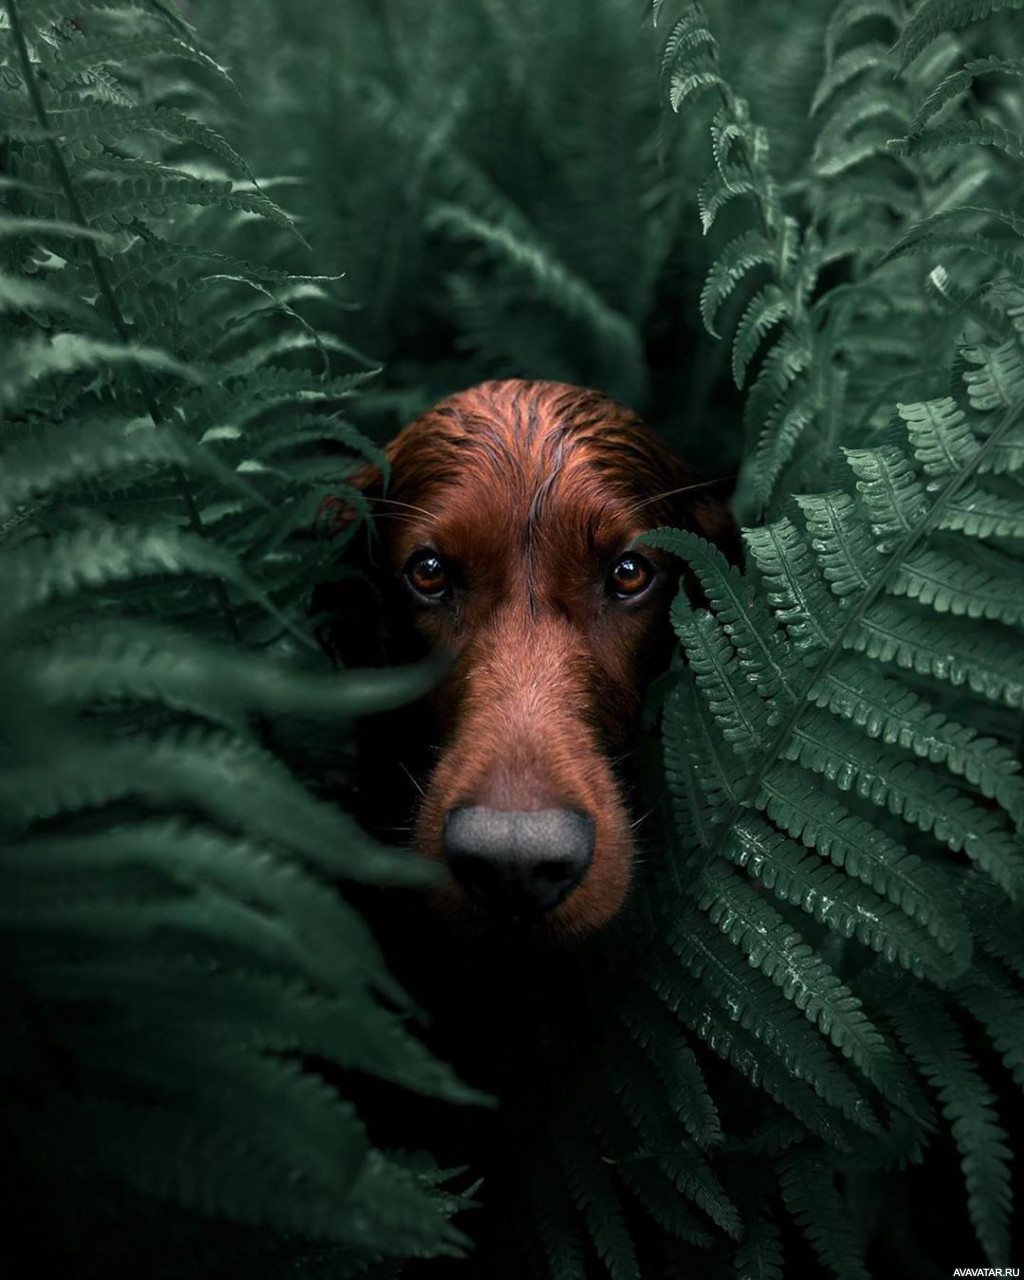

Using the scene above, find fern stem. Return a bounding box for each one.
[700,394,1024,869]
[4,0,240,643]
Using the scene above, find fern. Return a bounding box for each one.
[7,0,1024,1277]
[1,1,480,1273]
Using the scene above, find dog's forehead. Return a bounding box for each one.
[393,379,671,502]
[379,379,697,580]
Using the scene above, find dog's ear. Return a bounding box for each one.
[679,482,744,566]
[312,456,392,669]
[654,450,744,568]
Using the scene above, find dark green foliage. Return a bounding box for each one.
[3,0,1024,1278]
[0,1,482,1273]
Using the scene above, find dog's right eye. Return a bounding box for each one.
[404,552,450,601]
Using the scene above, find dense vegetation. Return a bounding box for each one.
[1,0,1022,1276]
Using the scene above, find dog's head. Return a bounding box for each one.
[323,379,736,934]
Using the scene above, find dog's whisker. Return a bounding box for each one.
[368,495,438,522]
[397,760,426,797]
[627,473,737,518]
[630,804,659,831]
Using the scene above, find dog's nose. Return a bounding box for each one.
[443,807,594,913]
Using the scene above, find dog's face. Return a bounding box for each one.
[333,379,735,935]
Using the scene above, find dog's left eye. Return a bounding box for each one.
[608,553,653,599]
[405,551,450,600]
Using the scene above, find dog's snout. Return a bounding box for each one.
[443,807,594,913]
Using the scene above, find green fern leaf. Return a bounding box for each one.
[794,490,886,595]
[18,102,256,180]
[556,1112,639,1280]
[43,32,232,84]
[908,56,1024,135]
[756,761,970,955]
[675,608,772,757]
[891,546,1024,623]
[696,164,759,234]
[954,961,1024,1090]
[700,230,776,338]
[0,213,109,241]
[25,0,198,36]
[0,416,249,519]
[733,1211,784,1280]
[527,1159,587,1280]
[811,42,891,116]
[0,333,198,409]
[844,446,931,548]
[825,0,902,64]
[898,396,982,479]
[850,600,1024,709]
[894,0,1024,72]
[656,1147,742,1240]
[936,482,1024,538]
[813,85,909,168]
[809,658,1024,823]
[618,1162,714,1248]
[782,710,1024,897]
[962,337,1024,412]
[722,807,965,979]
[745,380,820,516]
[643,528,797,706]
[24,621,441,725]
[778,1150,870,1280]
[619,1000,723,1148]
[427,203,644,384]
[887,979,1013,1264]
[891,118,1024,162]
[692,862,919,1116]
[0,729,435,887]
[73,176,302,241]
[743,517,839,656]
[732,285,790,387]
[668,972,861,1145]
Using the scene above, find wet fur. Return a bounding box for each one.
[320,378,738,934]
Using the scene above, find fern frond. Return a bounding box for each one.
[793,490,885,594]
[699,230,776,338]
[696,164,760,234]
[733,1211,784,1280]
[555,1111,640,1280]
[809,658,1024,822]
[732,284,791,387]
[887,979,1013,1264]
[811,42,891,116]
[894,0,1024,72]
[643,528,797,706]
[891,118,1024,162]
[755,759,969,955]
[962,336,1024,412]
[722,806,965,979]
[743,517,839,655]
[850,601,1024,711]
[825,0,903,64]
[427,203,645,388]
[778,1150,870,1280]
[692,862,919,1116]
[892,546,1024,622]
[908,55,1024,136]
[41,32,232,85]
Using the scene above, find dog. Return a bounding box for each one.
[320,378,737,936]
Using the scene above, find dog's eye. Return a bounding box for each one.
[609,553,653,599]
[405,551,449,600]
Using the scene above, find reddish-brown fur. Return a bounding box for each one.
[327,378,736,934]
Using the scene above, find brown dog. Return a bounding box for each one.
[323,379,736,935]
